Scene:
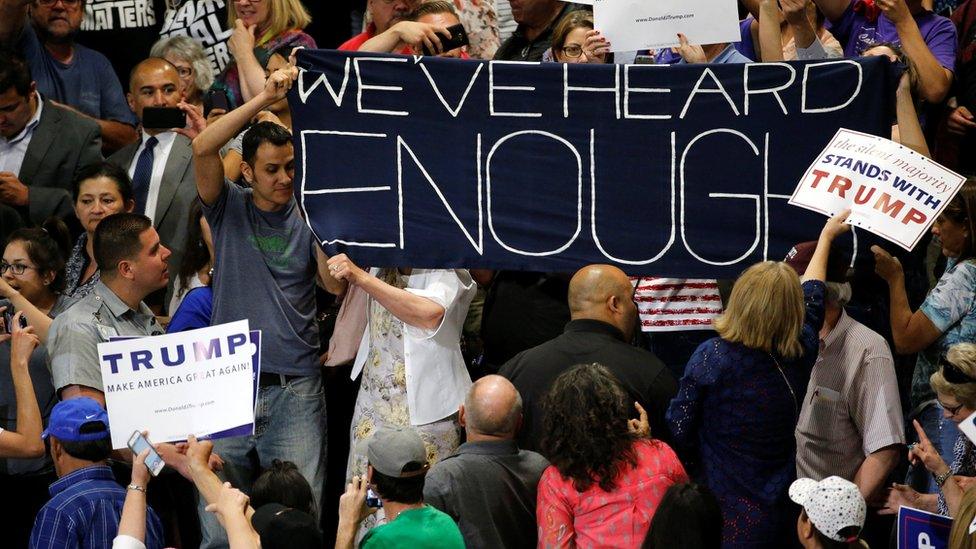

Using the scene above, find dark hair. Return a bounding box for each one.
[541,363,638,492]
[551,10,594,53]
[0,47,32,96]
[804,510,862,548]
[93,213,152,276]
[370,462,426,504]
[242,121,292,165]
[942,178,976,261]
[5,218,72,293]
[72,161,134,204]
[251,460,317,516]
[177,201,208,297]
[58,421,112,462]
[409,0,458,19]
[643,483,723,549]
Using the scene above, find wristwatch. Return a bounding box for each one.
[127,484,147,493]
[934,469,953,488]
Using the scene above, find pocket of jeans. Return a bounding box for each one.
[284,376,324,400]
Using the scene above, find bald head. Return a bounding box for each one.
[568,265,633,315]
[463,375,522,438]
[127,57,183,132]
[129,57,181,93]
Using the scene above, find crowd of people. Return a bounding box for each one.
[1,0,976,547]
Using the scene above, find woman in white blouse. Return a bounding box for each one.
[326,254,476,501]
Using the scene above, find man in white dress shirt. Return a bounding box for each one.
[108,57,197,311]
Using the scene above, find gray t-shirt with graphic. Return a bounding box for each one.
[203,181,319,375]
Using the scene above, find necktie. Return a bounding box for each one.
[132,136,158,214]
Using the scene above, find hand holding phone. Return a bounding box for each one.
[422,23,469,56]
[128,431,165,476]
[142,107,187,130]
[4,308,28,334]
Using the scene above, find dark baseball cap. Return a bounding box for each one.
[784,241,850,283]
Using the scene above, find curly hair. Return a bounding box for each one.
[541,363,638,493]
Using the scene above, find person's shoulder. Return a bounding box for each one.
[51,293,101,326]
[519,448,552,470]
[41,99,98,134]
[842,316,889,350]
[72,42,116,71]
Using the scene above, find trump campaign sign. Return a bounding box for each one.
[790,129,966,250]
[97,320,257,449]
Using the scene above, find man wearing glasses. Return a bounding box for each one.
[0,0,138,154]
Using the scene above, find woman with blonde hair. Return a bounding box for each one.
[667,211,851,547]
[881,343,976,518]
[220,0,315,107]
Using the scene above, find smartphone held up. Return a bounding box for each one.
[127,431,165,476]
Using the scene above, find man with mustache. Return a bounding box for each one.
[0,0,138,153]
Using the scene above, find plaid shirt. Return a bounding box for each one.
[29,465,163,549]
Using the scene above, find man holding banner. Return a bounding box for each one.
[191,65,344,548]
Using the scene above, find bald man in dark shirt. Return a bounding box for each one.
[499,264,677,453]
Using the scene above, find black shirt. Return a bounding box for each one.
[481,271,570,368]
[493,2,584,61]
[499,319,678,454]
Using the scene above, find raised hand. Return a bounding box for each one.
[627,401,651,438]
[262,66,299,103]
[871,245,904,284]
[673,33,706,64]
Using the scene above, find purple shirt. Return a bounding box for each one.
[827,2,957,71]
[736,18,759,61]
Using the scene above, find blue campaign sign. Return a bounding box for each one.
[898,506,953,549]
[290,50,894,278]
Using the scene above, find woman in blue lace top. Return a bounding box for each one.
[667,211,850,548]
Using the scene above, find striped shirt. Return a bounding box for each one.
[795,309,905,481]
[29,465,164,549]
[495,0,517,42]
[631,278,723,332]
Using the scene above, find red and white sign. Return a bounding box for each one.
[789,129,966,250]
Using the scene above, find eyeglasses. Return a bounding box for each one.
[560,45,584,58]
[940,399,965,416]
[36,0,81,7]
[0,262,39,276]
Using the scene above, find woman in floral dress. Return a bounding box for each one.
[326,255,476,524]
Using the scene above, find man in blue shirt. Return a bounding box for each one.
[29,397,164,549]
[0,0,138,153]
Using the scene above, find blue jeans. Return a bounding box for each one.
[198,374,326,549]
[906,401,960,494]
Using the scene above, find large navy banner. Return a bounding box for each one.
[290,50,892,277]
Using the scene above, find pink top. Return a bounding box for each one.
[537,439,688,549]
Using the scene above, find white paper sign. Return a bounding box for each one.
[593,0,741,53]
[98,320,256,449]
[789,129,966,251]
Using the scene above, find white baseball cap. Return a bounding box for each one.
[789,476,866,543]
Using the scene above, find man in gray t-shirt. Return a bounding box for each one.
[192,66,344,549]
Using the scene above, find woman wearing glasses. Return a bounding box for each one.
[543,11,610,64]
[874,178,976,494]
[0,221,72,546]
[880,343,976,518]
